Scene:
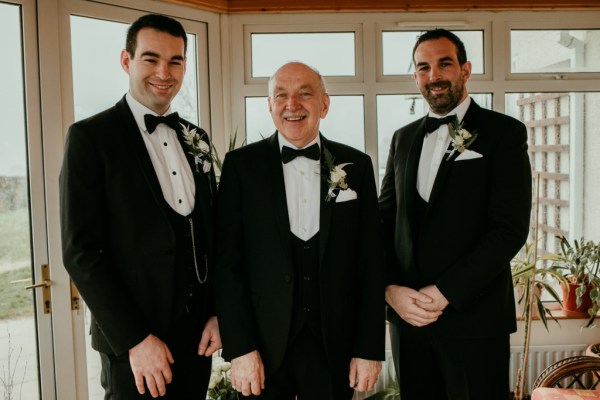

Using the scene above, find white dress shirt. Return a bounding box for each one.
[279,134,321,241]
[417,97,471,202]
[126,93,195,216]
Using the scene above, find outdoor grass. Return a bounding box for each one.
[0,208,30,264]
[0,267,34,320]
[0,208,34,320]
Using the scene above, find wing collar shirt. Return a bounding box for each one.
[417,96,471,202]
[278,132,321,241]
[126,93,195,216]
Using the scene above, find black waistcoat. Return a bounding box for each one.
[162,200,208,322]
[289,232,321,341]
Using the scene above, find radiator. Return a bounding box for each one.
[509,344,588,394]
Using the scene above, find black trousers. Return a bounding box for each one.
[99,313,211,400]
[249,326,354,400]
[389,320,510,400]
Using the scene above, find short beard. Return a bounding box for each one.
[422,78,465,115]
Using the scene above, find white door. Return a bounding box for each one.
[0,0,56,398]
[47,0,213,398]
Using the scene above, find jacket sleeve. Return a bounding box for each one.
[214,151,260,360]
[436,117,532,310]
[352,155,386,361]
[59,122,149,355]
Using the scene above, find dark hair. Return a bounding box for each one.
[412,29,467,65]
[125,14,187,57]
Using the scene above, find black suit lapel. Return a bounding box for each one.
[267,133,293,257]
[404,120,427,219]
[319,135,333,265]
[115,97,165,208]
[428,101,480,207]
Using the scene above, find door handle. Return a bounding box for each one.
[24,279,52,290]
[22,264,52,314]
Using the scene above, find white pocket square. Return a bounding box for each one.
[335,188,357,203]
[455,149,483,161]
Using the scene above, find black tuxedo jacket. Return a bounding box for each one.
[215,133,385,377]
[379,99,532,338]
[60,96,217,356]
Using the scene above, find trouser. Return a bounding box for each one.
[99,313,211,400]
[249,326,354,400]
[389,320,510,400]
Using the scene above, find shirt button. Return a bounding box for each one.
[172,171,177,175]
[178,199,182,204]
[284,275,292,283]
[163,142,168,146]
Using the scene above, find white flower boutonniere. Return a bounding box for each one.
[446,120,477,161]
[180,123,212,174]
[323,147,352,202]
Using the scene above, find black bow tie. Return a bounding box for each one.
[425,114,458,133]
[281,143,321,164]
[144,112,180,133]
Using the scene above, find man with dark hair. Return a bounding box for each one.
[60,13,220,399]
[379,29,532,399]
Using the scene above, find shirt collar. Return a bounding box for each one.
[125,93,174,133]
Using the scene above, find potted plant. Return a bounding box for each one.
[545,236,600,327]
[511,241,566,328]
[511,240,567,400]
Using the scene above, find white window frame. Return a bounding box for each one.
[227,10,600,241]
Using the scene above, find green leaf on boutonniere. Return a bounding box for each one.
[446,120,477,161]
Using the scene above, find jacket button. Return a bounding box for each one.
[284,275,292,283]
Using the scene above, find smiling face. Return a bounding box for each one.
[268,62,330,148]
[413,37,471,115]
[121,28,186,115]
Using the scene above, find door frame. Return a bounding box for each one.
[38,0,222,398]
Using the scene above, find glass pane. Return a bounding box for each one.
[70,16,199,124]
[251,32,355,77]
[69,16,201,399]
[377,94,491,186]
[382,30,484,75]
[506,92,600,300]
[0,3,40,399]
[506,92,600,245]
[511,30,600,73]
[245,96,365,151]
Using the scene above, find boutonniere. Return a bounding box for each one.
[446,120,477,161]
[323,146,352,202]
[180,123,213,174]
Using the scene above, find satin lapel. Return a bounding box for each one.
[267,133,292,257]
[115,98,165,207]
[404,120,427,218]
[428,102,479,207]
[319,135,333,265]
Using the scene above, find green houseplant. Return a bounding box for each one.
[511,241,566,329]
[545,236,600,327]
[511,240,567,400]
